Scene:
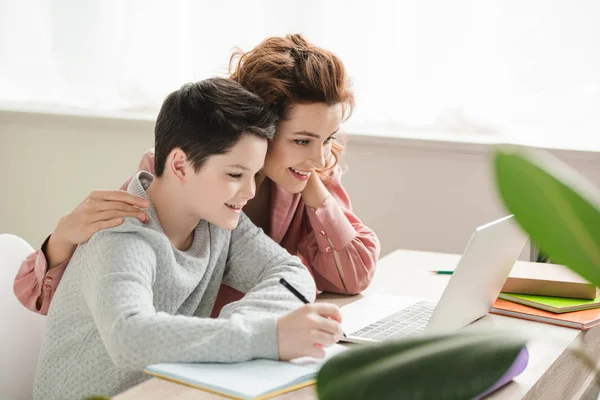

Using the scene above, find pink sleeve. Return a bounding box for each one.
[297,166,381,294]
[13,237,69,315]
[13,148,157,315]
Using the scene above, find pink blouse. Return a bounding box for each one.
[14,149,380,315]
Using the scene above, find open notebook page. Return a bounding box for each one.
[145,344,347,399]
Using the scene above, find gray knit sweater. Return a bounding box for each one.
[33,171,316,400]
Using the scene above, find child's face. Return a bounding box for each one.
[184,133,268,230]
[263,102,342,193]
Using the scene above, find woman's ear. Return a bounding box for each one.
[167,148,189,184]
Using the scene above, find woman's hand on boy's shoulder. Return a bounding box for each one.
[46,190,149,268]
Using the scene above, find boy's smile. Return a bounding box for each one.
[185,133,268,230]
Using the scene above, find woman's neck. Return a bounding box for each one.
[146,179,197,251]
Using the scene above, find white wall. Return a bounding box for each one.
[1,110,154,248]
[342,134,600,258]
[2,109,599,260]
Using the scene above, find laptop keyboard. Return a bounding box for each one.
[351,301,437,340]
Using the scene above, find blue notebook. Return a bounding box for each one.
[144,344,346,400]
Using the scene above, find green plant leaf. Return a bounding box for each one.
[317,330,528,400]
[494,145,600,287]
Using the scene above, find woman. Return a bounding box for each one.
[14,34,380,315]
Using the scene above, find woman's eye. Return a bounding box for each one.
[294,140,310,146]
[325,135,337,144]
[228,173,242,179]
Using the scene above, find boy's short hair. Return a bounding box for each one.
[154,77,277,176]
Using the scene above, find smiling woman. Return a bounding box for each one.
[264,103,343,197]
[226,34,379,297]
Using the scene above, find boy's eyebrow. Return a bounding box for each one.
[226,164,251,171]
[293,128,340,138]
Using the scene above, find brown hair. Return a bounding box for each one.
[154,78,276,177]
[229,34,353,173]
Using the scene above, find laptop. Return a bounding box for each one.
[341,215,528,344]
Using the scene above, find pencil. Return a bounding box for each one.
[279,278,346,338]
[279,277,310,304]
[430,270,454,275]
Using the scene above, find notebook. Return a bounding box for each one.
[144,344,347,400]
[501,261,597,299]
[490,298,600,330]
[498,293,600,314]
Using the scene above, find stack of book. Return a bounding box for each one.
[491,262,600,330]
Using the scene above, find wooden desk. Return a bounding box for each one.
[115,250,600,400]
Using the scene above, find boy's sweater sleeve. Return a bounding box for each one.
[219,213,316,318]
[78,230,279,371]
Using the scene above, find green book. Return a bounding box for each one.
[498,292,600,314]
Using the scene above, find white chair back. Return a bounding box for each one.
[0,234,46,400]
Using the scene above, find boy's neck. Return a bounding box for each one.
[146,178,198,251]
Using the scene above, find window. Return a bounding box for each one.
[1,0,598,149]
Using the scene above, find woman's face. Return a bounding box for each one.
[263,102,342,193]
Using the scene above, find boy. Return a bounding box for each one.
[34,78,343,399]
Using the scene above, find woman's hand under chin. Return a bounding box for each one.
[301,171,330,209]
